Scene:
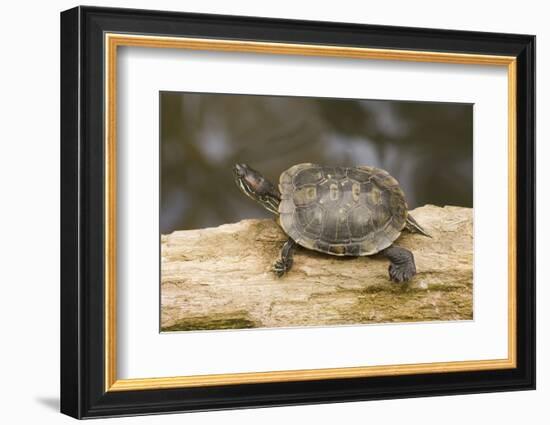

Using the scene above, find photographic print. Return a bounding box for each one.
[160,92,473,332]
[61,8,535,417]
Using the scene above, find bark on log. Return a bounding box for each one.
[161,205,473,331]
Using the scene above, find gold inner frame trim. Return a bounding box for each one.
[104,33,518,392]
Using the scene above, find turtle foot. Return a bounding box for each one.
[273,258,293,278]
[388,261,416,283]
[381,245,416,283]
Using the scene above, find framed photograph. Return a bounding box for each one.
[60,6,535,419]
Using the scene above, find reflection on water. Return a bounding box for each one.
[161,92,472,234]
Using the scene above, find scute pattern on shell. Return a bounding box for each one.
[279,163,408,256]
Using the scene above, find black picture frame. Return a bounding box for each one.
[60,5,535,419]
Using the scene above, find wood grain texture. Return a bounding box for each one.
[161,205,473,331]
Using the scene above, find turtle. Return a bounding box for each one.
[233,163,430,282]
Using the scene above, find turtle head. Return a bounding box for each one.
[233,163,280,214]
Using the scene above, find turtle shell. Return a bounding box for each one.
[278,163,408,256]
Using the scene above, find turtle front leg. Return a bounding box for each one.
[273,238,297,277]
[381,245,416,283]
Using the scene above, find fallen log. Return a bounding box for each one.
[161,205,473,331]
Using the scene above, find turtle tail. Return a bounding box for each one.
[406,214,432,238]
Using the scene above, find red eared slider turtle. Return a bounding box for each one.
[233,163,430,282]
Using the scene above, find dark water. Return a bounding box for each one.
[160,92,472,234]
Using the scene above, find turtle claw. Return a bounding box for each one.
[388,262,416,283]
[273,258,293,277]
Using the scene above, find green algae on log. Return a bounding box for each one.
[162,311,258,332]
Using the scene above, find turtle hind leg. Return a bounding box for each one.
[273,238,297,277]
[381,245,416,283]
